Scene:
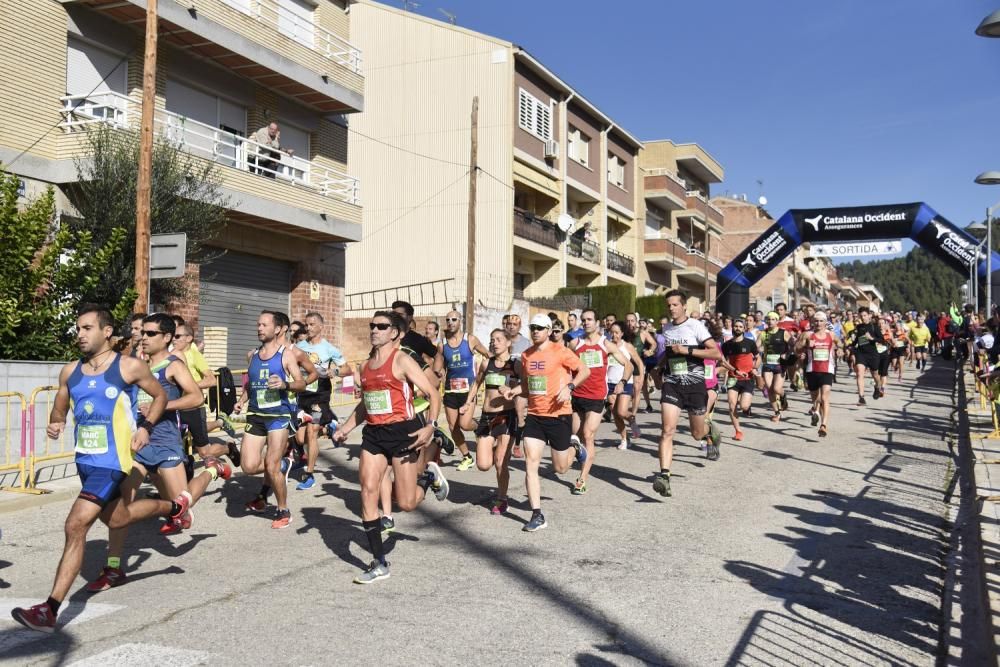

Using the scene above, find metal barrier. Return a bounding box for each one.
[0,391,34,494]
[26,386,73,493]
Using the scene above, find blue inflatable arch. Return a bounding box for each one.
[715,203,1000,315]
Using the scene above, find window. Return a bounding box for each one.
[518,88,552,142]
[608,154,625,189]
[66,37,128,96]
[277,0,315,48]
[567,126,589,166]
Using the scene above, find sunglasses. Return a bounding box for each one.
[445,317,460,322]
[551,329,564,334]
[369,322,391,331]
[141,329,165,337]
[529,325,549,332]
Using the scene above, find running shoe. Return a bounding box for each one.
[706,442,720,461]
[643,404,655,414]
[652,473,672,497]
[708,420,721,450]
[456,454,475,472]
[271,508,293,529]
[762,387,769,400]
[169,490,192,522]
[780,394,789,411]
[296,473,316,491]
[523,513,548,532]
[571,478,588,495]
[296,409,313,425]
[741,408,752,417]
[511,443,524,459]
[857,396,867,406]
[425,461,450,501]
[573,437,588,465]
[617,438,628,451]
[629,417,641,439]
[434,427,456,456]
[10,602,56,633]
[87,566,127,593]
[380,515,395,535]
[206,456,232,481]
[818,424,828,437]
[490,499,508,515]
[280,455,293,484]
[245,496,267,513]
[770,413,781,423]
[353,560,390,584]
[219,414,238,439]
[226,441,242,468]
[734,430,744,441]
[811,412,820,427]
[699,440,708,452]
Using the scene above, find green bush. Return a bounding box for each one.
[556,285,635,319]
[635,294,667,322]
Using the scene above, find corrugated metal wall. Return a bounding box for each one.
[347,2,514,312]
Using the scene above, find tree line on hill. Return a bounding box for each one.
[837,247,967,312]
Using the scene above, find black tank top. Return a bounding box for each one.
[483,356,519,389]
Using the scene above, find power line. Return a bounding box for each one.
[362,168,470,241]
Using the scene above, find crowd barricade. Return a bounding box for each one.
[0,391,34,494]
[26,386,73,493]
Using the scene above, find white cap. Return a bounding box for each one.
[529,314,552,329]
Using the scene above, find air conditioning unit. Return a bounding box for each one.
[543,140,558,159]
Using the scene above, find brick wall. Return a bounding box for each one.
[165,262,202,332]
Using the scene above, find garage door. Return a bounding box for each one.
[199,250,292,369]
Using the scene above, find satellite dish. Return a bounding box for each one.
[758,196,768,206]
[556,214,575,233]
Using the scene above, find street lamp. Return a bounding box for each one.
[976,9,1000,37]
[969,220,987,310]
[974,170,1000,314]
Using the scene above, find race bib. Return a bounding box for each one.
[448,377,470,392]
[668,358,689,375]
[363,389,393,415]
[726,377,737,389]
[813,348,830,361]
[894,340,905,348]
[306,379,319,392]
[136,388,152,406]
[256,388,282,409]
[75,424,109,455]
[528,375,547,395]
[765,354,780,365]
[579,350,603,368]
[484,372,507,387]
[875,344,888,354]
[704,364,716,381]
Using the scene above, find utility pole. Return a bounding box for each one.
[702,196,710,311]
[134,0,158,312]
[464,97,478,335]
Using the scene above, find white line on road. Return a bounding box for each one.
[67,643,212,666]
[0,598,123,654]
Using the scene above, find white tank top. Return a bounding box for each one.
[606,346,632,384]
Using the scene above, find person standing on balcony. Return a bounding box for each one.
[250,122,294,179]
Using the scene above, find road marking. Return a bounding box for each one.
[68,643,212,666]
[0,598,123,654]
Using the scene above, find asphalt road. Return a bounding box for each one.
[0,359,954,666]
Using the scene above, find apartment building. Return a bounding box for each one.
[638,140,725,312]
[0,0,363,367]
[344,1,642,315]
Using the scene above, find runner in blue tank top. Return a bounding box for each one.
[438,310,490,472]
[232,310,306,530]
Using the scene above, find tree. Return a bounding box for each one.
[0,168,134,360]
[837,248,965,312]
[70,124,230,308]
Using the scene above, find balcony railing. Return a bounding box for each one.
[606,248,634,276]
[227,0,362,74]
[60,92,360,206]
[568,235,601,264]
[513,208,563,249]
[644,167,686,189]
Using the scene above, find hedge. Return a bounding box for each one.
[556,284,635,319]
[635,294,667,322]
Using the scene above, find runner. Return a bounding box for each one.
[499,314,589,530]
[909,314,932,371]
[463,329,521,514]
[232,311,306,529]
[797,311,838,437]
[848,307,882,405]
[10,305,179,632]
[295,312,350,490]
[640,318,666,414]
[655,290,723,497]
[759,312,793,422]
[606,322,644,450]
[720,318,758,441]
[440,310,490,472]
[332,310,448,583]
[504,313,530,459]
[889,321,909,382]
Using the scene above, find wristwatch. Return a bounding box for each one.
[567,382,576,392]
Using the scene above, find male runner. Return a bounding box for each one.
[849,307,882,405]
[797,311,838,436]
[655,291,723,496]
[233,311,306,529]
[440,310,490,471]
[11,305,186,632]
[569,309,631,494]
[500,314,589,531]
[720,318,758,441]
[295,312,350,490]
[909,314,932,371]
[332,310,448,583]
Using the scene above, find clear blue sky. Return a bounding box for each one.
[396,0,1000,262]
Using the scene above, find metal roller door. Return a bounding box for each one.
[199,250,292,369]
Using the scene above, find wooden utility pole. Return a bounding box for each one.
[464,97,479,334]
[134,0,158,312]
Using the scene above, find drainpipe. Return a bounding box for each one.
[561,92,575,289]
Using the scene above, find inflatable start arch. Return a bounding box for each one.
[716,203,1000,315]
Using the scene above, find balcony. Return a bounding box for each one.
[60,91,361,239]
[643,236,688,269]
[606,248,635,276]
[643,168,687,211]
[513,208,563,250]
[567,235,601,265]
[72,0,363,113]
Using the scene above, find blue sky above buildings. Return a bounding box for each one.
[396,0,1000,262]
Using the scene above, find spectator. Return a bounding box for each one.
[250,122,294,178]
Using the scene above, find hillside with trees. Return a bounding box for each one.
[837,248,966,312]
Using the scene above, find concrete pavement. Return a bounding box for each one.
[0,359,960,665]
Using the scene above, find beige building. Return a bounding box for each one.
[638,140,725,312]
[345,1,642,314]
[0,0,363,366]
